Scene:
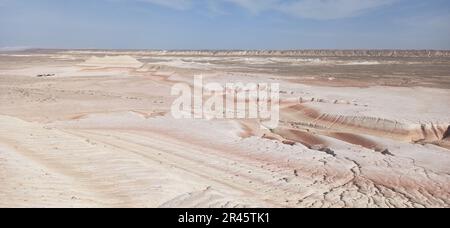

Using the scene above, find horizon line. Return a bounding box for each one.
[4,48,450,52]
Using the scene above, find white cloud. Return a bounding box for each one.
[114,0,399,19]
[278,0,398,20]
[222,0,278,13]
[140,0,193,10]
[222,0,398,20]
[114,0,193,10]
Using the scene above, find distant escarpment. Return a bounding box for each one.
[52,49,450,58]
[150,50,450,57]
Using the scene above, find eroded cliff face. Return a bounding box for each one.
[18,49,450,58]
[138,50,450,57]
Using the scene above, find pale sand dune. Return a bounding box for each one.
[0,51,449,208]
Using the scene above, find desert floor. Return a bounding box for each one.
[0,50,449,208]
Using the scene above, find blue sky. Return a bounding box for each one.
[0,0,449,50]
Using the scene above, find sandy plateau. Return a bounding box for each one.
[0,50,449,208]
